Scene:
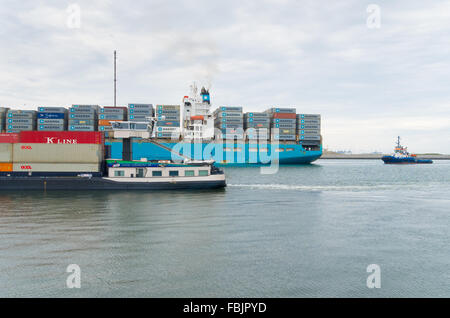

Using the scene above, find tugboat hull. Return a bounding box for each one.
[381,156,433,164]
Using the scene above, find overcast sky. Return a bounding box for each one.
[1,0,449,153]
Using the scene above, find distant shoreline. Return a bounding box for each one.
[320,154,450,160]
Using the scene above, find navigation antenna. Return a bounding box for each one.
[114,50,117,107]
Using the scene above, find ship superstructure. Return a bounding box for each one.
[182,84,215,140]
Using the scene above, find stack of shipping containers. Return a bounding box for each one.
[0,131,103,174]
[244,112,270,140]
[0,108,9,132]
[128,104,153,122]
[214,107,244,140]
[98,106,127,136]
[266,107,297,141]
[69,105,99,131]
[297,114,321,146]
[6,110,36,133]
[155,105,181,139]
[37,107,67,131]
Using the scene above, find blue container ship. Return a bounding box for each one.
[104,85,322,165]
[105,139,322,165]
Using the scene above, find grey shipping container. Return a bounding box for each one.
[7,112,36,119]
[272,123,296,129]
[215,118,244,123]
[297,114,321,119]
[245,112,270,118]
[271,135,297,141]
[69,119,96,125]
[38,119,66,125]
[69,108,97,114]
[156,105,180,110]
[299,135,321,141]
[72,105,99,110]
[298,129,320,135]
[100,107,127,114]
[299,124,321,130]
[298,119,321,125]
[272,118,296,124]
[0,143,12,162]
[37,125,65,131]
[215,112,243,118]
[129,103,153,109]
[215,106,243,112]
[13,143,103,163]
[38,107,67,113]
[128,114,151,121]
[69,113,96,119]
[98,113,125,120]
[68,125,96,131]
[7,124,35,130]
[245,117,270,122]
[13,162,101,173]
[265,107,296,114]
[129,109,153,115]
[7,118,34,124]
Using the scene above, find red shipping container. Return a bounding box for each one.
[0,133,19,143]
[19,131,104,144]
[272,113,297,119]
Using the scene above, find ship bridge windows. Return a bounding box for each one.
[198,170,209,176]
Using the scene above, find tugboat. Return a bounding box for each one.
[381,137,433,164]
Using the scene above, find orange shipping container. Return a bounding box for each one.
[98,119,122,126]
[0,163,13,172]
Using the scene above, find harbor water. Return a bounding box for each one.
[0,159,449,297]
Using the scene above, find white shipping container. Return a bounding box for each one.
[0,143,12,162]
[13,143,103,163]
[13,163,101,172]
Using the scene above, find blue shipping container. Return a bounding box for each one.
[37,112,65,119]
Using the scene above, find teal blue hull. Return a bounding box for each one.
[106,140,322,165]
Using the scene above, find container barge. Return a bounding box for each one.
[0,131,226,190]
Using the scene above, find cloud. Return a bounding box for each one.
[0,0,449,153]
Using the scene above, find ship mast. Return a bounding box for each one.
[114,50,117,107]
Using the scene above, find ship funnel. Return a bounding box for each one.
[200,86,210,104]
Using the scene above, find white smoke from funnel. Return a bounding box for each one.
[166,34,219,90]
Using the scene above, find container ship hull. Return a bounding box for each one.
[105,139,322,165]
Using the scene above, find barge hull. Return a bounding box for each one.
[0,176,226,190]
